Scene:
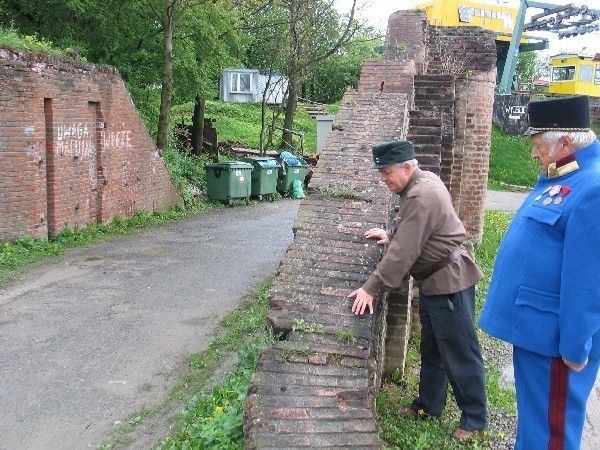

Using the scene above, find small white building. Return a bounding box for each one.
[219,68,288,104]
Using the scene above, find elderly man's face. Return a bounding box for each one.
[530,133,571,174]
[378,163,413,194]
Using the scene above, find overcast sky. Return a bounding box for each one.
[334,0,600,55]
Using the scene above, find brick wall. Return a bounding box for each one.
[0,48,182,242]
[424,27,497,241]
[245,89,410,448]
[384,11,428,71]
[245,12,498,450]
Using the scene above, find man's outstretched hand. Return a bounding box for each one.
[348,288,374,315]
[364,227,389,245]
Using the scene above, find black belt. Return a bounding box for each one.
[410,246,462,281]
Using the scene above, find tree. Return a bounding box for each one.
[309,29,382,103]
[279,0,358,147]
[1,0,242,146]
[516,51,550,90]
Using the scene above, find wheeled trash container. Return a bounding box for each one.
[276,157,308,196]
[204,161,253,206]
[239,157,281,201]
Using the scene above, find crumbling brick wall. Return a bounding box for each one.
[0,48,182,242]
[243,13,497,448]
[426,26,497,241]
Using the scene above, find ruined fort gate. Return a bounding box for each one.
[0,50,182,242]
[244,11,496,448]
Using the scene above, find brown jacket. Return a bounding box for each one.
[362,169,482,296]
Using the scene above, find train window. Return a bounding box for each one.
[580,65,593,82]
[595,65,600,85]
[458,5,472,22]
[552,66,576,81]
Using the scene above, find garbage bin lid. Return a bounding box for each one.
[240,157,281,168]
[205,161,253,170]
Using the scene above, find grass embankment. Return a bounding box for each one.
[487,125,538,191]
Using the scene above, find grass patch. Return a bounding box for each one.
[292,318,325,334]
[488,125,538,190]
[376,210,516,448]
[171,100,318,155]
[0,26,65,55]
[317,185,359,198]
[99,278,274,449]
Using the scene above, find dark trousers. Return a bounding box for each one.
[410,285,488,431]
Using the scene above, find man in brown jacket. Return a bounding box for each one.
[348,140,487,440]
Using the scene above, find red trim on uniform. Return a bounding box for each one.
[555,153,576,169]
[548,357,569,450]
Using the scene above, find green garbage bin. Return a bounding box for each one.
[240,157,281,201]
[204,161,253,206]
[276,157,308,196]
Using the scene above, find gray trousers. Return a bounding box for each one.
[410,285,488,431]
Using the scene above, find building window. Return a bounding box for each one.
[231,72,251,93]
[458,6,472,22]
[580,65,593,82]
[552,65,576,81]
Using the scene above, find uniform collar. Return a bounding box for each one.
[546,140,600,179]
[547,154,579,179]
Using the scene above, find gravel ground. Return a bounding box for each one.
[480,334,517,449]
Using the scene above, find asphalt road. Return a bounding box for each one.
[0,199,300,450]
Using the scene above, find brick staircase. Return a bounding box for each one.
[244,91,410,449]
[408,74,456,189]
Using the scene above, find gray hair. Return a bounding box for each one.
[402,159,419,167]
[541,130,598,156]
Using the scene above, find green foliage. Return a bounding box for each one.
[292,318,325,334]
[318,185,359,198]
[474,210,512,311]
[0,1,243,120]
[159,342,260,449]
[0,26,62,54]
[162,146,212,206]
[171,100,318,153]
[336,328,357,343]
[377,384,496,449]
[516,51,550,89]
[489,125,539,189]
[309,29,383,103]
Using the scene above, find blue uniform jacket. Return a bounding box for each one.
[480,141,600,365]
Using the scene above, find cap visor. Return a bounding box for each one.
[371,162,392,169]
[524,128,543,136]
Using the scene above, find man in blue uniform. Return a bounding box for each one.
[480,95,600,449]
